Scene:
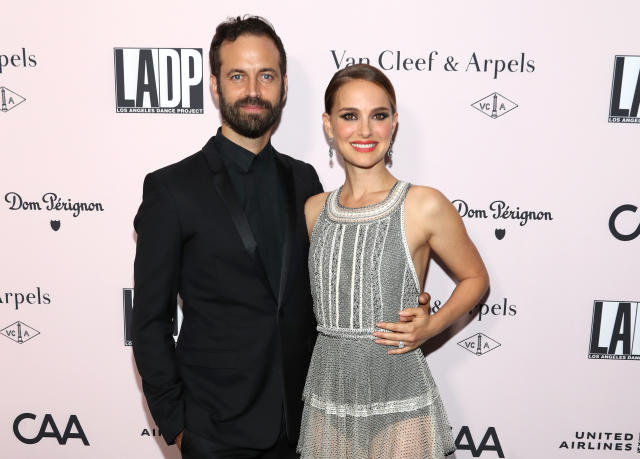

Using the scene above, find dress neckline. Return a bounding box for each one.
[326,181,409,223]
[336,181,400,211]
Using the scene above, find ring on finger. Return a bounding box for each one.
[398,341,405,349]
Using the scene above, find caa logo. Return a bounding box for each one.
[609,55,640,123]
[123,288,182,346]
[609,204,640,241]
[13,413,89,445]
[456,426,505,458]
[589,300,640,360]
[114,48,203,114]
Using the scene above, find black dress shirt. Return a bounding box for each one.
[214,128,286,297]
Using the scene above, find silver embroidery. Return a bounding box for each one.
[306,392,439,418]
[301,181,455,459]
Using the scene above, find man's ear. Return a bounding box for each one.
[282,74,288,104]
[210,75,220,107]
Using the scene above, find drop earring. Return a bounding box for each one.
[386,140,394,159]
[328,138,336,158]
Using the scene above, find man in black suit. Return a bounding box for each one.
[133,16,432,458]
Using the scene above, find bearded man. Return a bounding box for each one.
[132,16,431,458]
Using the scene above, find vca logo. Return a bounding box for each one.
[0,86,26,113]
[456,426,505,457]
[114,48,203,114]
[471,92,518,119]
[13,413,89,445]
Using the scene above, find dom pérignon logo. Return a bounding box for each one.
[4,192,104,231]
[452,199,553,240]
[609,55,640,124]
[114,48,203,114]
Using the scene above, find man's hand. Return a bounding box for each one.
[373,292,433,354]
[176,431,184,450]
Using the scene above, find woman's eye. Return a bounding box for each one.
[373,113,389,120]
[340,113,357,121]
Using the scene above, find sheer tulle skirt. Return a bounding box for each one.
[297,335,455,458]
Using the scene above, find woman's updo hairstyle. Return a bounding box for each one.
[324,64,397,114]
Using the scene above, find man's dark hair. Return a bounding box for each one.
[209,15,287,80]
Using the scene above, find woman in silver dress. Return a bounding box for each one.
[297,64,490,458]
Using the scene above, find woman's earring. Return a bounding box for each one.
[328,138,336,158]
[387,140,394,159]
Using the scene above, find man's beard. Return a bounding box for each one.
[218,89,283,139]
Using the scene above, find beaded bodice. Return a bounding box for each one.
[309,181,420,336]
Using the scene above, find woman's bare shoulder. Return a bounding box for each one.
[304,192,331,234]
[405,184,452,217]
[305,192,331,215]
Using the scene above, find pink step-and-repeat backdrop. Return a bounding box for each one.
[1,1,638,457]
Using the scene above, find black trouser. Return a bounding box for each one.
[181,415,297,459]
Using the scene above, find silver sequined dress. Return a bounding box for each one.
[297,181,455,458]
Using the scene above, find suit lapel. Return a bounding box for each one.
[274,153,296,311]
[201,137,275,300]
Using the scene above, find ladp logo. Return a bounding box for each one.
[114,48,203,114]
[589,300,640,360]
[609,55,640,123]
[13,413,89,445]
[609,204,640,241]
[456,426,505,457]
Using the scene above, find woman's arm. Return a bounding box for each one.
[374,186,489,351]
[304,192,330,239]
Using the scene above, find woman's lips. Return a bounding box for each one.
[350,141,378,152]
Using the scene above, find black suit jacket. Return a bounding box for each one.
[132,135,323,448]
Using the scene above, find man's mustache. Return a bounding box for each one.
[235,96,272,110]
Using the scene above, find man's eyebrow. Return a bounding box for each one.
[225,68,246,76]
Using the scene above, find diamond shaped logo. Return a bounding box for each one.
[458,332,501,356]
[471,92,517,119]
[0,86,26,113]
[1,321,40,344]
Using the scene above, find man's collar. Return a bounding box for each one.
[214,127,273,173]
